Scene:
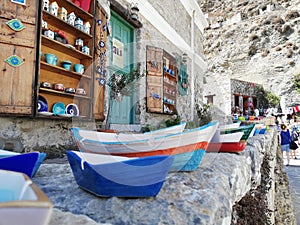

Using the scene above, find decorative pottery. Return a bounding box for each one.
[75,17,83,30]
[6,19,25,32]
[42,0,49,11]
[44,29,54,39]
[82,46,90,55]
[75,38,83,50]
[58,7,68,21]
[40,82,51,89]
[49,1,59,16]
[54,83,64,91]
[38,95,48,112]
[74,64,84,74]
[52,102,65,115]
[61,60,72,70]
[65,87,76,94]
[76,88,86,95]
[66,103,79,116]
[42,20,48,29]
[45,53,57,66]
[67,12,76,26]
[83,21,91,34]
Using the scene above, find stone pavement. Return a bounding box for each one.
[283,152,300,224]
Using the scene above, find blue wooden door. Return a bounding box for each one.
[109,11,136,124]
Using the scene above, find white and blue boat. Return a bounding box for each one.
[66,151,174,197]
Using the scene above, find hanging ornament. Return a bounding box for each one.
[96,77,106,86]
[6,19,25,32]
[5,55,24,67]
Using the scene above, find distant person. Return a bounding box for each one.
[279,124,291,166]
[254,108,259,118]
[291,127,299,159]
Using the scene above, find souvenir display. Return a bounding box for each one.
[65,103,79,116]
[37,95,48,112]
[61,60,72,70]
[67,12,76,26]
[54,83,64,91]
[49,1,59,16]
[42,0,49,11]
[52,102,65,115]
[75,17,83,30]
[6,19,25,32]
[5,55,24,67]
[44,53,58,66]
[74,64,84,74]
[82,46,90,55]
[40,82,51,89]
[76,88,86,95]
[65,87,76,94]
[58,7,68,21]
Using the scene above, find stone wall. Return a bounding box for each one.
[33,126,296,224]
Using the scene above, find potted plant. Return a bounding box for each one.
[104,63,145,129]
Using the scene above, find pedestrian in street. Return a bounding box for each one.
[279,124,291,166]
[291,127,299,159]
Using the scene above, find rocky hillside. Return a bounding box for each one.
[198,0,300,108]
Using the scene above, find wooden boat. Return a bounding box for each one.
[207,142,247,153]
[0,170,53,225]
[219,121,241,130]
[71,121,219,155]
[0,149,46,177]
[144,122,186,135]
[66,151,173,197]
[211,130,244,143]
[71,121,218,171]
[0,151,46,178]
[221,124,255,141]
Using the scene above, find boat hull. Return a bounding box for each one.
[0,152,40,178]
[207,142,247,153]
[72,121,218,155]
[66,151,174,197]
[0,170,53,225]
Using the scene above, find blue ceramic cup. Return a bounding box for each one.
[61,61,72,70]
[74,64,84,74]
[45,53,57,65]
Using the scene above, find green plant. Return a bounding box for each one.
[293,72,300,92]
[257,86,280,108]
[160,115,181,128]
[196,103,212,126]
[107,63,145,98]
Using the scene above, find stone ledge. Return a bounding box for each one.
[33,128,286,225]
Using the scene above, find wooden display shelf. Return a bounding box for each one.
[55,0,94,20]
[43,10,93,40]
[39,88,91,100]
[163,71,176,79]
[42,36,92,59]
[163,92,176,99]
[40,61,91,79]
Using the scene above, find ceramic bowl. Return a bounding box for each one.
[54,83,64,91]
[52,102,65,115]
[38,95,48,112]
[65,87,76,94]
[40,82,51,89]
[76,88,86,95]
[61,60,72,70]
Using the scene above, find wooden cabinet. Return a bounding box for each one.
[0,1,38,115]
[38,0,96,119]
[146,46,178,115]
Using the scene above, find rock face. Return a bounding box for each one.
[199,0,300,111]
[32,127,296,225]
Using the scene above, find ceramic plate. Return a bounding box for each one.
[57,114,73,118]
[52,102,65,115]
[38,95,48,112]
[65,103,79,116]
[38,111,53,116]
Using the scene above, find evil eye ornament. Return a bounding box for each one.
[6,19,25,32]
[5,55,24,67]
[97,19,102,25]
[98,41,105,48]
[96,77,106,86]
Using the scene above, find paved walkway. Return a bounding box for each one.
[283,153,300,224]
